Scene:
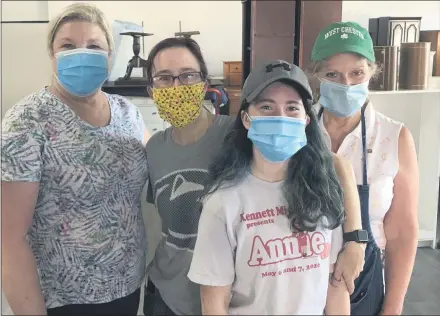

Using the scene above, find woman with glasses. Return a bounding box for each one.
[143,37,365,316]
[142,37,235,316]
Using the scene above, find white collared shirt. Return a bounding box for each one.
[318,103,403,249]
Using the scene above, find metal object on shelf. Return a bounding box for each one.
[370,46,399,91]
[174,21,200,38]
[115,31,153,86]
[399,42,431,90]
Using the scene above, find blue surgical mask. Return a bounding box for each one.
[247,115,307,163]
[56,48,108,97]
[319,80,369,117]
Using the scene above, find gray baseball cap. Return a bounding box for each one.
[240,60,313,104]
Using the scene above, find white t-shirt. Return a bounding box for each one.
[188,174,343,315]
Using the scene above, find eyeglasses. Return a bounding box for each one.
[152,72,203,88]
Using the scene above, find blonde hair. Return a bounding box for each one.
[305,54,380,103]
[47,3,113,55]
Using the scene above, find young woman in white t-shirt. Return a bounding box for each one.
[188,60,351,315]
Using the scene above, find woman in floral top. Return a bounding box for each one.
[1,3,149,316]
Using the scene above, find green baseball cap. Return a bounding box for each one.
[311,21,375,62]
[241,60,312,104]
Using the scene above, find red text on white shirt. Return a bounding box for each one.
[247,232,330,267]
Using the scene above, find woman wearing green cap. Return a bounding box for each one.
[309,21,419,315]
[187,60,353,315]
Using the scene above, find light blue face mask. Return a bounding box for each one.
[318,80,369,117]
[56,48,109,97]
[247,115,308,163]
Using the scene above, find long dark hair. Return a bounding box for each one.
[205,81,345,232]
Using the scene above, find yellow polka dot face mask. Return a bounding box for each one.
[152,82,206,128]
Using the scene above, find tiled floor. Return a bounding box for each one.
[403,247,440,315]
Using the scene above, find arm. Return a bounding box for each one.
[326,226,350,314]
[332,154,362,233]
[331,153,365,294]
[2,182,47,315]
[1,105,47,315]
[381,127,419,315]
[187,193,235,315]
[325,268,350,315]
[201,285,231,315]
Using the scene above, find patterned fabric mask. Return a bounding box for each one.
[152,82,206,128]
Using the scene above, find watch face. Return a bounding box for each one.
[358,230,369,242]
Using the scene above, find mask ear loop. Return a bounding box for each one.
[245,112,252,122]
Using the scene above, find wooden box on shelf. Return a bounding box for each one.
[369,17,422,47]
[223,61,242,87]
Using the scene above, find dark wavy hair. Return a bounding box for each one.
[205,80,345,232]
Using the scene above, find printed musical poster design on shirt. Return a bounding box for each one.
[240,205,289,229]
[154,168,207,251]
[241,205,331,278]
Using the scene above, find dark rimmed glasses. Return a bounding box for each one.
[152,72,203,88]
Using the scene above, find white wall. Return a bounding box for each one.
[1,1,52,117]
[342,1,440,30]
[47,1,243,77]
[370,90,440,247]
[1,0,49,21]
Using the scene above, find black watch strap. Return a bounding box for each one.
[343,230,369,243]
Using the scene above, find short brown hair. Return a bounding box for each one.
[145,37,208,85]
[47,3,113,56]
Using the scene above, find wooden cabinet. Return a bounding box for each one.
[298,1,343,67]
[223,62,243,116]
[223,61,243,87]
[242,0,343,74]
[249,0,296,69]
[369,17,422,47]
[224,88,242,117]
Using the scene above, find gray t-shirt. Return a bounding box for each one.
[145,115,235,315]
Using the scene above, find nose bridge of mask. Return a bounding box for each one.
[56,49,108,72]
[249,116,306,136]
[319,79,368,115]
[56,48,108,59]
[320,79,369,93]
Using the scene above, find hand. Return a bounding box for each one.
[332,241,366,294]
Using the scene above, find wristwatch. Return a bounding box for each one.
[343,230,369,243]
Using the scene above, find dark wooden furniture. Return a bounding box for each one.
[224,87,242,117]
[420,30,440,76]
[223,61,243,116]
[298,1,343,68]
[223,61,243,87]
[242,0,343,81]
